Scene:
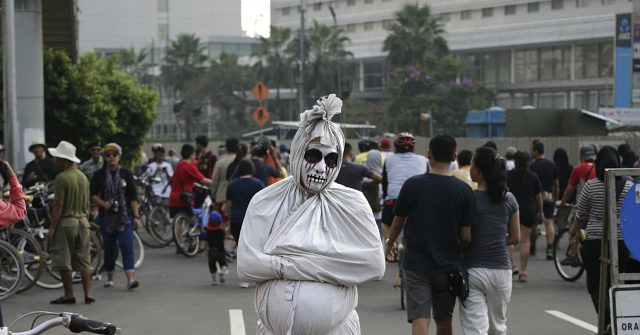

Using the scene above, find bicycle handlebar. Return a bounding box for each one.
[6,313,117,335]
[68,315,116,335]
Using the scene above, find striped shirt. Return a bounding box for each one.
[576,179,633,240]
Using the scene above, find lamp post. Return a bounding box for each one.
[298,0,307,113]
[328,2,342,99]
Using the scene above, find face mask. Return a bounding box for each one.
[302,143,338,193]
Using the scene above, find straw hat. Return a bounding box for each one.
[48,141,81,163]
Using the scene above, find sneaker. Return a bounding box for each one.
[511,264,520,276]
[546,245,553,260]
[560,254,583,267]
[103,281,114,288]
[127,280,139,290]
[219,268,228,284]
[211,278,220,286]
[238,282,250,288]
[518,272,528,283]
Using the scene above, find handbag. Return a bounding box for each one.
[448,268,469,305]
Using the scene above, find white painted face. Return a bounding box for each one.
[302,143,339,193]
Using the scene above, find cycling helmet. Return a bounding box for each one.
[394,132,415,153]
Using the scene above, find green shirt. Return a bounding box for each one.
[54,167,90,218]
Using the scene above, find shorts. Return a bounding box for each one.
[50,217,92,272]
[381,200,396,226]
[543,201,555,219]
[405,269,456,323]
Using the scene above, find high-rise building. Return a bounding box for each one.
[271,0,630,110]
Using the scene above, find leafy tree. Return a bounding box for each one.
[184,52,252,139]
[305,21,353,99]
[161,33,208,97]
[109,47,154,85]
[253,26,293,121]
[42,49,157,165]
[383,4,492,136]
[383,4,447,68]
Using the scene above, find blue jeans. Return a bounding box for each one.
[98,215,135,272]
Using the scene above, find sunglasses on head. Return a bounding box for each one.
[304,149,338,168]
[104,152,119,158]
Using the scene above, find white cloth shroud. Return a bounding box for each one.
[238,176,385,335]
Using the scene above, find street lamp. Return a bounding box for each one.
[328,2,342,98]
[298,0,307,113]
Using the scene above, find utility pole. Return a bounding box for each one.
[298,0,307,113]
[328,2,341,99]
[3,0,18,166]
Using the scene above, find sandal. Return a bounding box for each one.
[50,297,76,304]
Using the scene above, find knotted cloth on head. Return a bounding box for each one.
[290,94,345,193]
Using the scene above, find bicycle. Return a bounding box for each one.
[0,239,24,301]
[172,185,212,257]
[1,311,116,335]
[552,203,585,282]
[133,175,172,248]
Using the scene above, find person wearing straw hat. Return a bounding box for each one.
[22,140,58,189]
[46,140,94,305]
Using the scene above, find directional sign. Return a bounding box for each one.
[620,180,640,260]
[252,106,270,127]
[610,285,640,335]
[252,81,269,102]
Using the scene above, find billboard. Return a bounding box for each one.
[615,13,633,107]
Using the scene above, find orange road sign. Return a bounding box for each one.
[252,81,269,102]
[252,106,270,127]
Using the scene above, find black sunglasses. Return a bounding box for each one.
[104,152,119,158]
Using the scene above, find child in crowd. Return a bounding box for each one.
[204,208,228,285]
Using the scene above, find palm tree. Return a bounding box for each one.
[113,47,153,85]
[382,4,447,67]
[252,26,292,120]
[304,21,352,99]
[161,33,208,96]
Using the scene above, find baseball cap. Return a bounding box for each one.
[380,138,391,150]
[580,146,596,161]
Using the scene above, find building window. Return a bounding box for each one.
[364,61,385,91]
[346,24,356,32]
[158,0,168,13]
[551,0,564,9]
[347,0,356,6]
[364,21,374,31]
[461,10,472,20]
[460,50,511,85]
[364,0,373,3]
[576,0,589,7]
[482,8,493,18]
[575,42,613,79]
[539,46,571,80]
[382,20,394,29]
[441,13,451,22]
[282,7,290,15]
[313,2,322,10]
[158,23,169,41]
[505,5,516,15]
[515,49,539,82]
[527,2,539,12]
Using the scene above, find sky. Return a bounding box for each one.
[242,0,271,37]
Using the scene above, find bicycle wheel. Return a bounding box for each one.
[147,206,172,246]
[173,214,200,257]
[8,229,44,293]
[116,231,145,269]
[553,228,585,282]
[0,239,24,301]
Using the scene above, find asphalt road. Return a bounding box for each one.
[1,231,598,335]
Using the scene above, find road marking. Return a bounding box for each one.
[546,310,597,333]
[229,309,246,335]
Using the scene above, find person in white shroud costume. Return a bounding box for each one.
[237,94,385,335]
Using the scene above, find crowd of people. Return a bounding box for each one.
[0,123,639,334]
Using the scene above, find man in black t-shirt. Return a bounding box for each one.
[385,134,474,335]
[335,142,382,191]
[529,139,559,260]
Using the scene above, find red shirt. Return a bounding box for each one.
[568,161,596,187]
[169,161,205,207]
[0,176,27,226]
